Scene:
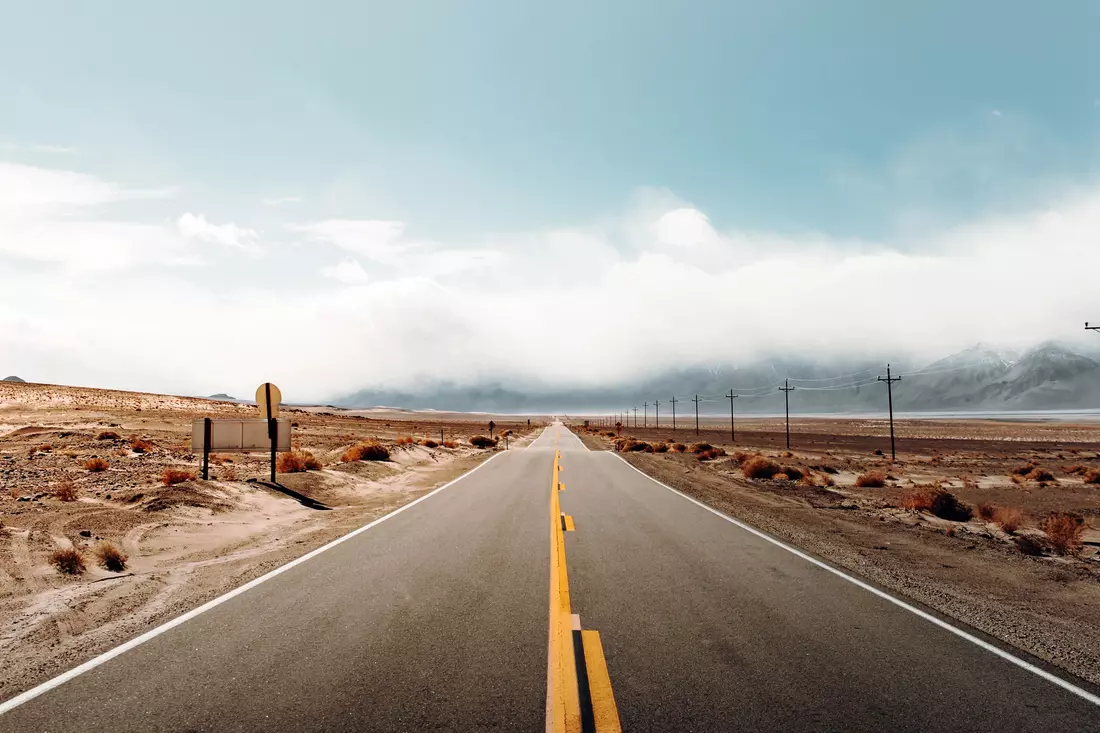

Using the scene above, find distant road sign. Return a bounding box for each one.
[256,382,282,419]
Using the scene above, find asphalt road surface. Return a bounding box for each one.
[2,423,1099,731]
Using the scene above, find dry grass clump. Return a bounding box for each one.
[341,441,390,462]
[780,465,804,481]
[130,437,155,453]
[615,438,652,452]
[689,442,713,454]
[442,440,459,449]
[161,468,195,486]
[1026,467,1055,483]
[742,455,781,480]
[1064,464,1089,475]
[670,443,687,453]
[1012,462,1037,476]
[83,457,109,472]
[419,439,439,448]
[53,481,79,502]
[900,488,973,521]
[855,470,887,488]
[396,436,415,445]
[992,507,1023,534]
[652,442,669,453]
[977,502,995,520]
[469,435,497,449]
[49,548,85,575]
[96,430,121,441]
[277,450,322,473]
[1084,469,1100,485]
[94,541,128,572]
[696,447,726,462]
[1041,513,1085,555]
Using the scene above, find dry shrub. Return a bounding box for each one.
[977,502,996,521]
[742,455,780,480]
[696,448,725,462]
[470,435,497,449]
[53,481,79,502]
[396,436,415,445]
[37,443,52,453]
[94,541,128,572]
[781,466,804,481]
[772,472,790,481]
[616,439,651,453]
[1083,469,1100,485]
[671,443,687,453]
[420,439,439,448]
[652,442,669,453]
[901,488,972,521]
[1064,464,1088,475]
[83,457,109,472]
[799,472,817,486]
[49,548,85,575]
[992,507,1023,534]
[96,431,121,441]
[1026,467,1055,483]
[855,470,887,488]
[1041,513,1085,555]
[277,450,322,473]
[1012,462,1037,476]
[342,441,390,462]
[442,440,459,449]
[221,466,239,481]
[781,451,793,459]
[733,451,753,465]
[689,442,713,455]
[130,438,155,454]
[26,446,38,458]
[161,468,195,486]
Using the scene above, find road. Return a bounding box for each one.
[2,423,1099,731]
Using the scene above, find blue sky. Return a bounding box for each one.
[2,2,1100,398]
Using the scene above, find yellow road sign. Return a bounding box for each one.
[255,382,282,419]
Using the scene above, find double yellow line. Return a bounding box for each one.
[547,448,621,733]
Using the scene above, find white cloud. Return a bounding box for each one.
[4,158,1100,401]
[177,212,260,252]
[321,258,370,284]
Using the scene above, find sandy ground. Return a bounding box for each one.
[0,381,538,701]
[574,419,1100,687]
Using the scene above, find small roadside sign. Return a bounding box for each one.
[256,382,282,419]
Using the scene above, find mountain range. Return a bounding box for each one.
[337,342,1100,415]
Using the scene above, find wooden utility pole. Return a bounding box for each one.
[633,406,638,427]
[643,401,648,428]
[726,390,738,442]
[654,400,660,429]
[878,364,902,461]
[692,394,701,435]
[670,396,678,431]
[779,380,795,450]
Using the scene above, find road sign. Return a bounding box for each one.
[191,419,292,453]
[256,382,282,419]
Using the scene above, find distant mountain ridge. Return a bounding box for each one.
[337,342,1100,414]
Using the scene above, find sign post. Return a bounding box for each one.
[202,417,212,480]
[256,382,282,483]
[489,420,496,440]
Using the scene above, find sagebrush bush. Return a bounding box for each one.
[1041,513,1085,555]
[993,506,1023,534]
[342,441,390,462]
[742,455,780,480]
[95,541,128,572]
[855,470,887,488]
[277,450,321,473]
[83,458,109,473]
[53,481,79,502]
[161,468,195,486]
[49,548,85,575]
[470,435,497,449]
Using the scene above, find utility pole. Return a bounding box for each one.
[670,396,678,431]
[655,400,660,429]
[633,406,638,427]
[692,394,700,435]
[779,379,795,450]
[643,402,648,428]
[726,390,738,442]
[878,364,902,461]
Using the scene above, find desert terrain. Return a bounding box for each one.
[0,380,539,700]
[574,417,1100,686]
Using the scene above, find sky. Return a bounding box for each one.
[2,1,1100,401]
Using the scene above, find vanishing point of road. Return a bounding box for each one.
[2,424,1098,731]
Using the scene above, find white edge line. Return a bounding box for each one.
[0,452,506,716]
[610,452,1100,708]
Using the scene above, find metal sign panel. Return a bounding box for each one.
[191,419,291,453]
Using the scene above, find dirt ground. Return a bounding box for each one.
[573,418,1100,687]
[0,381,539,701]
